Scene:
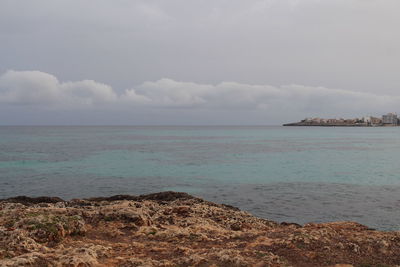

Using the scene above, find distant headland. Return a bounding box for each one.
[284,112,399,127]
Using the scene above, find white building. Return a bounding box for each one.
[362,116,372,124]
[382,113,398,125]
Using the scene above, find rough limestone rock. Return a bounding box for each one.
[0,191,399,266]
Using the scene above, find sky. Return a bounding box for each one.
[0,0,399,125]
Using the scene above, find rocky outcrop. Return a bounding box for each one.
[0,192,399,267]
[1,196,65,206]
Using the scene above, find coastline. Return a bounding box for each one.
[283,113,399,127]
[283,123,397,127]
[283,123,371,127]
[1,192,399,267]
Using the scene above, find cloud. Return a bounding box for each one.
[0,70,61,104]
[0,70,117,107]
[124,79,399,115]
[0,70,399,119]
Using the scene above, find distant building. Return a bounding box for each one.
[382,113,398,125]
[370,117,382,125]
[286,114,396,127]
[362,117,371,123]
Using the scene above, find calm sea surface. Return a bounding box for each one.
[0,126,399,230]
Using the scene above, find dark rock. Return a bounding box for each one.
[137,191,196,202]
[86,191,196,203]
[280,222,302,228]
[86,195,139,202]
[172,206,191,215]
[230,222,242,231]
[0,196,65,206]
[221,203,241,211]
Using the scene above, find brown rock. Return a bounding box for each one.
[172,206,191,215]
[0,192,399,267]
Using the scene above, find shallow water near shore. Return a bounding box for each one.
[1,126,400,230]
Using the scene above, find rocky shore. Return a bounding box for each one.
[0,192,399,267]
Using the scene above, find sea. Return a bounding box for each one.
[0,126,399,231]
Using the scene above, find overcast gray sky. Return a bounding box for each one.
[0,0,399,125]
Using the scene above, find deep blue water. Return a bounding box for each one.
[0,126,399,230]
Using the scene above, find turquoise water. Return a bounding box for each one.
[0,126,399,230]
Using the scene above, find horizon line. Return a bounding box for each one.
[0,124,282,127]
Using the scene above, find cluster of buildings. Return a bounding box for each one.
[382,113,398,125]
[285,113,400,127]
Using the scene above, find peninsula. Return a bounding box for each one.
[1,192,400,267]
[284,113,399,127]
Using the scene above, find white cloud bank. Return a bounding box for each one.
[0,70,117,106]
[0,70,398,118]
